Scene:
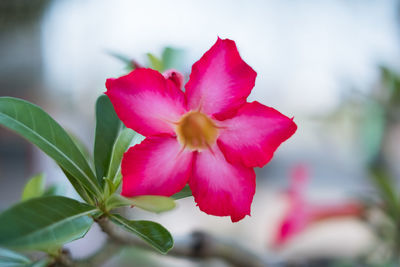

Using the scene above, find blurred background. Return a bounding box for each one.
[1,0,400,266]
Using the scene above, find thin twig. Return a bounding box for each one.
[95,216,269,267]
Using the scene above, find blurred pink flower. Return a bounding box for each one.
[273,165,364,247]
[106,38,297,222]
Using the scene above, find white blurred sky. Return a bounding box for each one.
[41,0,400,115]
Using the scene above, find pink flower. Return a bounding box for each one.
[106,38,297,222]
[273,165,364,247]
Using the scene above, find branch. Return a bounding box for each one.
[76,241,122,267]
[51,249,75,267]
[96,216,269,267]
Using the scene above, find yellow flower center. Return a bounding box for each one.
[176,111,218,150]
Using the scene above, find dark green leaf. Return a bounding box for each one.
[369,166,400,221]
[94,95,122,187]
[110,214,173,254]
[171,185,192,200]
[0,97,101,199]
[21,173,45,201]
[106,195,175,213]
[0,196,97,251]
[0,247,30,266]
[380,66,400,106]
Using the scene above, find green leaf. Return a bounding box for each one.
[369,166,400,221]
[68,131,92,163]
[60,168,94,204]
[130,196,176,213]
[361,101,386,163]
[110,214,173,254]
[0,247,30,266]
[0,97,101,199]
[106,128,136,186]
[171,185,192,200]
[94,95,122,187]
[106,131,145,193]
[28,258,50,267]
[161,47,185,71]
[0,196,97,251]
[21,173,45,201]
[107,51,136,70]
[106,195,175,213]
[43,184,65,197]
[146,53,164,72]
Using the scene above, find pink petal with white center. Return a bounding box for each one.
[189,145,256,222]
[106,68,187,137]
[121,136,193,197]
[185,38,257,120]
[217,101,297,168]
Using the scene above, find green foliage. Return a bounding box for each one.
[110,214,173,254]
[126,195,176,213]
[67,131,92,163]
[0,247,30,266]
[21,173,45,201]
[106,195,176,213]
[94,95,122,187]
[161,47,185,71]
[0,252,50,267]
[369,166,400,222]
[361,100,386,164]
[42,184,65,197]
[60,168,94,204]
[0,97,101,201]
[107,51,137,70]
[109,47,185,73]
[147,47,185,73]
[104,128,136,194]
[171,185,192,200]
[0,196,97,251]
[0,95,177,259]
[380,66,400,106]
[27,259,50,267]
[146,53,164,72]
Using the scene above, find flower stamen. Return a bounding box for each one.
[176,111,218,150]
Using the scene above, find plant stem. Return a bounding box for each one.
[95,216,269,267]
[51,249,75,267]
[76,241,122,267]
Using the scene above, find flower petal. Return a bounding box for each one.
[106,68,187,137]
[189,145,256,222]
[274,165,310,247]
[185,38,257,120]
[121,136,193,197]
[163,69,184,90]
[217,101,297,168]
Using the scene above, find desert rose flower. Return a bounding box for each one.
[106,38,297,222]
[273,165,364,246]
